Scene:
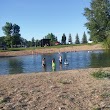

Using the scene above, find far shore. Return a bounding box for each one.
[0,44,104,57]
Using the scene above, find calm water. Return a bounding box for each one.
[0,50,110,75]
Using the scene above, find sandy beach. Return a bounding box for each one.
[0,68,110,110]
[0,44,110,110]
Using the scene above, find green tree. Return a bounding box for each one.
[84,0,110,42]
[2,22,13,47]
[20,37,27,47]
[68,34,72,44]
[12,24,21,46]
[27,41,32,47]
[2,22,12,36]
[61,33,66,44]
[2,22,21,47]
[35,39,40,46]
[0,36,6,49]
[75,33,80,44]
[45,33,56,45]
[31,37,35,47]
[0,36,5,45]
[82,32,88,44]
[103,37,110,49]
[55,36,58,42]
[103,30,110,49]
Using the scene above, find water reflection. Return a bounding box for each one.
[62,52,67,61]
[42,66,47,72]
[89,50,110,67]
[0,49,110,75]
[59,64,62,71]
[8,58,23,74]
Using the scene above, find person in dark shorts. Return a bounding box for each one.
[59,56,62,64]
[42,58,46,67]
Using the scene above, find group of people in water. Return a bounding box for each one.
[42,55,68,71]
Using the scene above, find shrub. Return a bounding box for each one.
[91,69,110,79]
[103,37,110,49]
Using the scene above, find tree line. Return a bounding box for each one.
[0,22,88,49]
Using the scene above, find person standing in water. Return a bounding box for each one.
[59,56,62,64]
[64,59,69,65]
[52,58,56,71]
[42,58,46,67]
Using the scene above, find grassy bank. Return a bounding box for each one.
[0,43,96,52]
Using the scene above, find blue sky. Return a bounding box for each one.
[0,0,91,42]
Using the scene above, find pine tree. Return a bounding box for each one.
[31,37,35,47]
[82,32,88,44]
[68,34,72,44]
[75,33,80,44]
[61,33,66,44]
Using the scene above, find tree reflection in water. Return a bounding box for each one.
[8,58,23,74]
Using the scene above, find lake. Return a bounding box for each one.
[0,49,110,75]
